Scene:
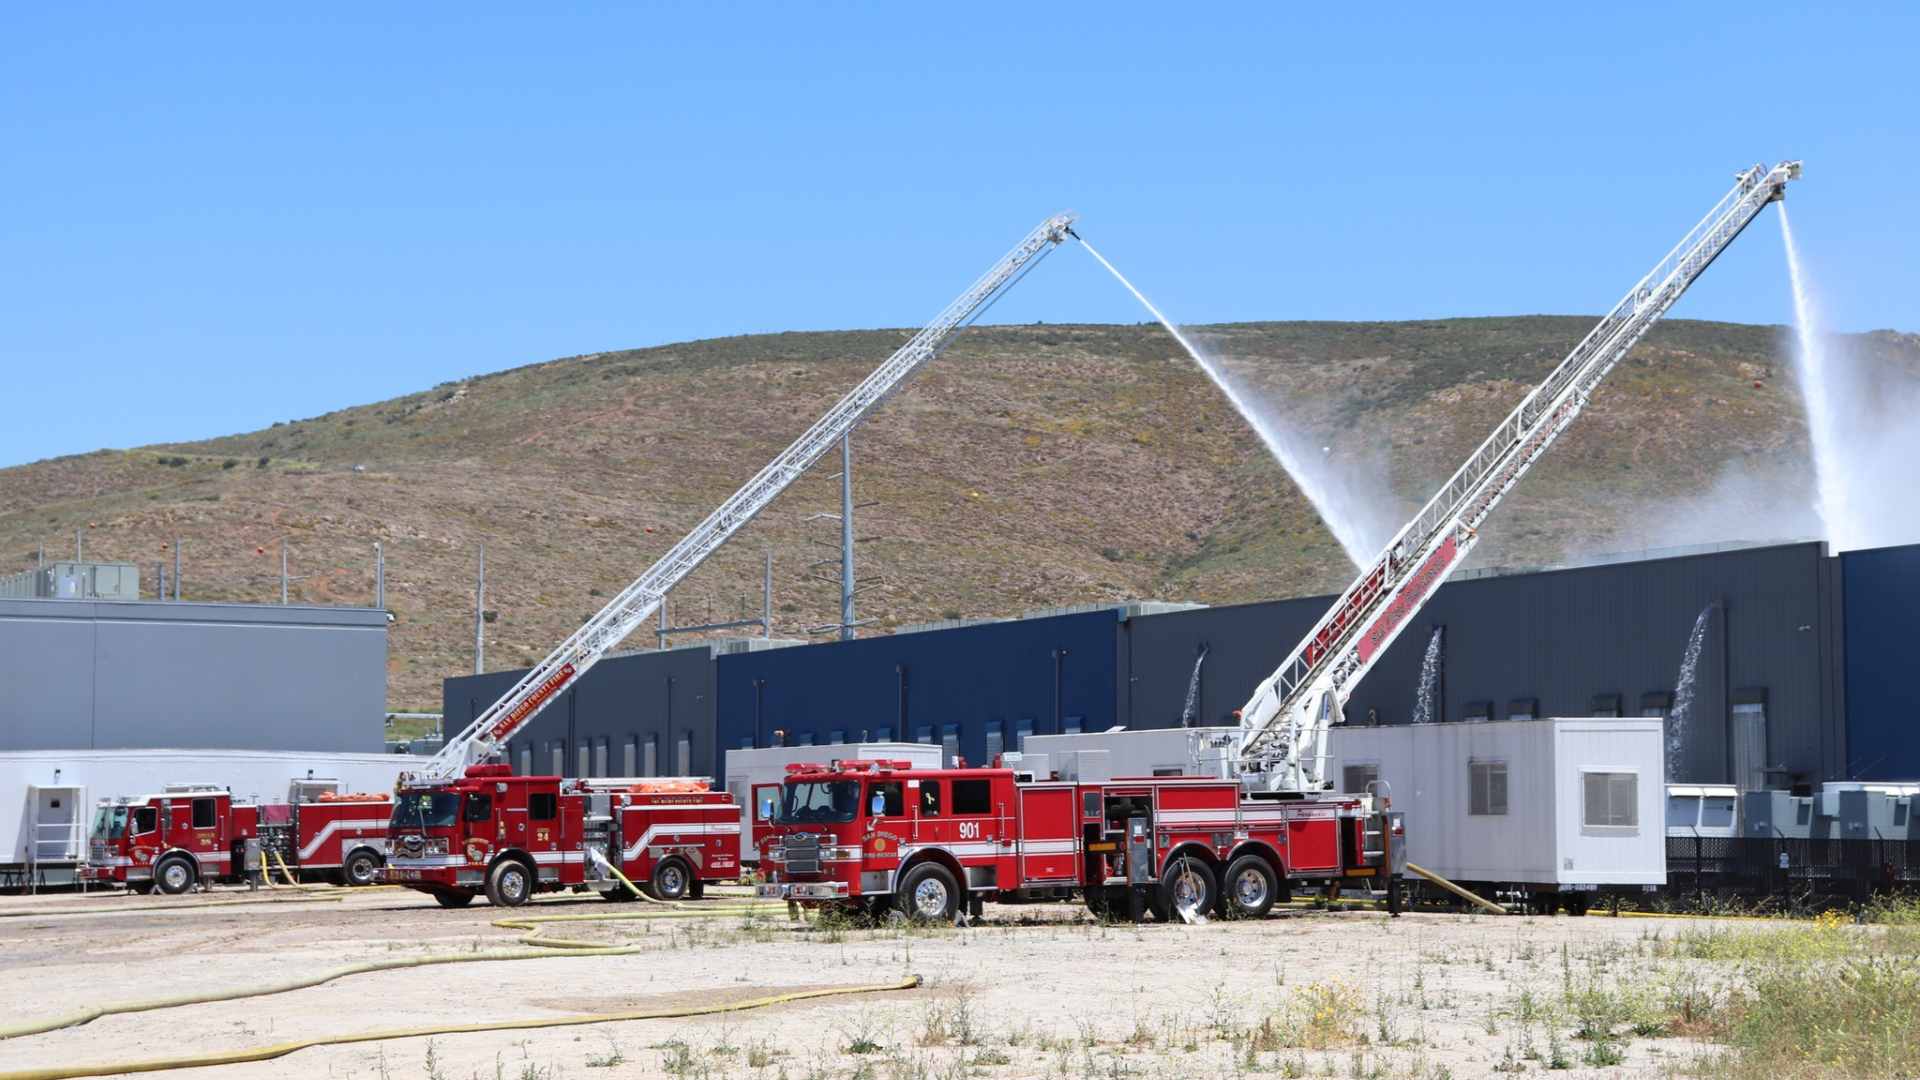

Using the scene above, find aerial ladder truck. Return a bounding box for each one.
[1230,160,1801,797]
[386,213,1079,907]
[753,162,1800,924]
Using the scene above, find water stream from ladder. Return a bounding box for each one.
[1076,239,1376,568]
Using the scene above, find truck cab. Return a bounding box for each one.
[385,764,739,908]
[756,759,1404,922]
[81,788,248,894]
[756,760,1035,921]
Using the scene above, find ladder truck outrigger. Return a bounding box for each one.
[385,213,1080,907]
[754,161,1801,924]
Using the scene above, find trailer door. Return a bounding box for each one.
[1017,786,1078,883]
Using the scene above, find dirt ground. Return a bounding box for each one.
[0,884,1779,1079]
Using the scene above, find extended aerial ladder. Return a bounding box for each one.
[1233,161,1802,793]
[415,212,1078,782]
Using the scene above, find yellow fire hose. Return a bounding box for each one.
[0,975,922,1080]
[1,874,778,1039]
[1404,862,1511,915]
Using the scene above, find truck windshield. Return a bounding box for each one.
[390,793,461,830]
[91,806,128,841]
[777,781,859,824]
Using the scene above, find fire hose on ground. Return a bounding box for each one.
[0,976,924,1080]
[0,859,782,1041]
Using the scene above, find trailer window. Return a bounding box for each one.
[1584,771,1639,830]
[1342,764,1380,795]
[1469,761,1508,815]
[1701,797,1736,829]
[191,798,217,829]
[952,779,991,815]
[778,781,858,824]
[867,781,904,818]
[528,793,557,822]
[1666,795,1699,829]
[919,781,943,818]
[132,807,157,835]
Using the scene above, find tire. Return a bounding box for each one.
[485,859,534,908]
[1156,856,1217,922]
[1564,894,1590,917]
[600,883,639,902]
[689,878,705,900]
[650,857,693,902]
[155,855,197,896]
[1222,855,1279,919]
[433,890,476,909]
[343,850,381,887]
[130,882,155,895]
[897,862,960,924]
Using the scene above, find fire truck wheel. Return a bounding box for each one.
[433,890,476,908]
[1222,855,1279,918]
[651,857,693,901]
[343,850,381,887]
[898,862,960,923]
[130,882,154,895]
[155,855,197,896]
[1155,857,1217,922]
[486,859,534,907]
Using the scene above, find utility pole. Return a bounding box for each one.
[36,544,44,572]
[374,542,385,609]
[172,539,182,601]
[74,528,83,563]
[839,435,855,641]
[280,540,290,604]
[763,548,774,640]
[473,544,486,675]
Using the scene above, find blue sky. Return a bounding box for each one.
[2,5,1911,467]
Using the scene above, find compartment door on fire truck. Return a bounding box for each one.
[1286,810,1340,873]
[1016,785,1078,882]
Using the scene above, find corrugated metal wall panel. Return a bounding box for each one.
[0,599,387,753]
[1120,542,1840,786]
[713,611,1121,767]
[442,645,719,780]
[1842,545,1920,779]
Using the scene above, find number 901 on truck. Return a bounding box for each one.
[755,759,1404,922]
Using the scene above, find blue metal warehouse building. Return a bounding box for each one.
[443,539,1919,787]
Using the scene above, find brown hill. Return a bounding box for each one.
[6,318,1916,711]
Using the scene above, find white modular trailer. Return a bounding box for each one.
[1,748,426,881]
[724,742,943,861]
[1328,718,1665,894]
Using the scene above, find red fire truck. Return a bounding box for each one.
[754,759,1404,922]
[81,785,392,894]
[383,767,741,908]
